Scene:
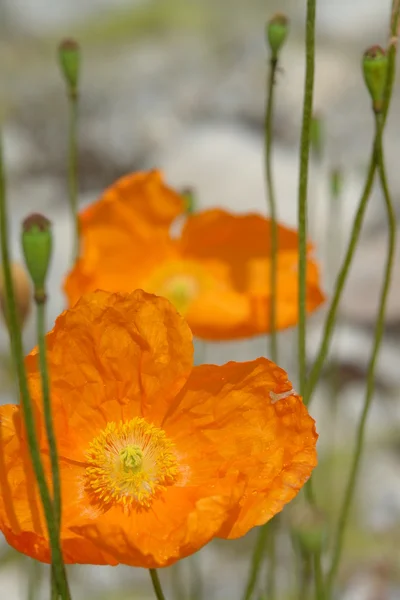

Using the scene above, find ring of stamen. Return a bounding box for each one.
[85,418,179,511]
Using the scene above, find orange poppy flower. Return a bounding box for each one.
[0,290,317,567]
[64,171,325,341]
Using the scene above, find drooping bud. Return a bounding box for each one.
[362,45,388,113]
[21,214,52,304]
[266,13,289,60]
[310,113,324,161]
[58,38,80,96]
[0,263,32,329]
[180,186,196,214]
[330,167,344,200]
[289,504,328,554]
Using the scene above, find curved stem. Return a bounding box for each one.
[242,525,269,600]
[304,157,376,404]
[150,568,167,600]
[265,57,279,364]
[326,113,396,596]
[304,0,399,407]
[37,301,62,528]
[0,139,70,599]
[298,0,317,399]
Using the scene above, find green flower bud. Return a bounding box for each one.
[180,187,196,215]
[58,38,80,96]
[310,113,324,161]
[266,13,289,60]
[289,504,328,554]
[21,214,52,303]
[362,45,388,113]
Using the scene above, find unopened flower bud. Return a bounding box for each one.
[0,263,32,329]
[180,187,196,215]
[58,38,80,96]
[266,13,289,60]
[290,504,328,554]
[21,214,52,303]
[362,45,388,113]
[310,113,324,161]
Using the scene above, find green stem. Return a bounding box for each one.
[51,570,59,600]
[0,138,70,600]
[265,516,277,600]
[264,52,279,600]
[304,0,399,407]
[298,0,317,399]
[37,301,62,528]
[326,113,396,596]
[149,569,167,600]
[304,156,376,404]
[297,4,326,598]
[68,93,80,262]
[242,525,269,600]
[265,56,279,363]
[313,552,325,600]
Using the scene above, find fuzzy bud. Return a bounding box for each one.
[0,263,32,329]
[58,38,80,96]
[290,504,328,554]
[362,45,388,113]
[21,214,52,303]
[266,13,289,60]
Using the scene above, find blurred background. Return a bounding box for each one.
[1,0,400,598]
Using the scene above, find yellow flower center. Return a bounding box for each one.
[85,418,179,511]
[119,445,143,471]
[161,274,200,314]
[144,259,218,316]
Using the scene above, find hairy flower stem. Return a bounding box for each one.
[264,52,280,600]
[150,568,167,600]
[304,0,400,407]
[297,0,316,399]
[304,157,376,404]
[326,112,396,598]
[37,301,62,527]
[0,138,70,599]
[68,93,80,263]
[265,56,279,364]
[296,2,325,598]
[37,299,64,599]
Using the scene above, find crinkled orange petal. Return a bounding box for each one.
[71,475,244,568]
[81,170,184,237]
[0,405,115,564]
[162,358,318,538]
[177,209,325,338]
[247,256,326,334]
[0,291,317,567]
[180,209,303,272]
[25,290,193,461]
[64,170,183,306]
